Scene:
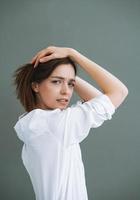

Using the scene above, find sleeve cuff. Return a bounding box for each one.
[86,94,116,119]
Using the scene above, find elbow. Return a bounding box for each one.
[122,85,129,99]
[108,86,129,109]
[115,86,128,108]
[114,87,128,109]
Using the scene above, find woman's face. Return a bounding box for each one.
[32,64,76,110]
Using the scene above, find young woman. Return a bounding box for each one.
[13,46,128,200]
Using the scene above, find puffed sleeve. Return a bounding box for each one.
[49,94,116,148]
[14,94,115,147]
[14,109,61,144]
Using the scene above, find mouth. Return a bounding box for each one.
[56,99,69,104]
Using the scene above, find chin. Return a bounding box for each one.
[59,105,68,110]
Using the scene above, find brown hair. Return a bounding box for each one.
[12,57,77,112]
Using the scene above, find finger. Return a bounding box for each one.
[31,47,54,64]
[32,52,47,67]
[33,52,50,68]
[30,49,47,64]
[33,53,50,65]
[39,54,55,63]
[34,56,42,68]
[33,54,50,67]
[34,59,40,68]
[31,51,43,64]
[31,55,38,64]
[32,47,55,67]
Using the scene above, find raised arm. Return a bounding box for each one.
[74,76,102,102]
[68,48,128,109]
[31,46,128,109]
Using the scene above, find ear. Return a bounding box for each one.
[31,82,39,93]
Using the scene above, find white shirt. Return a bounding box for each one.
[14,94,115,200]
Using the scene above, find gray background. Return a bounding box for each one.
[0,0,139,199]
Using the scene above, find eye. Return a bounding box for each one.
[51,80,61,84]
[68,82,75,87]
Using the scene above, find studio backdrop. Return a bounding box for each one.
[0,0,139,200]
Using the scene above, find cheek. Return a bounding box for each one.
[40,84,58,99]
[40,82,53,93]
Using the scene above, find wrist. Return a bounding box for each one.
[67,48,78,61]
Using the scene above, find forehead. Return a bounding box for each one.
[50,64,75,80]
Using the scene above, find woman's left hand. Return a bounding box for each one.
[31,46,71,68]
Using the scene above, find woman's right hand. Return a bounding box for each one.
[31,46,72,68]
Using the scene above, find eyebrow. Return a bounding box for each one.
[50,76,76,82]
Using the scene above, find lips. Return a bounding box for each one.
[56,98,69,105]
[57,98,68,102]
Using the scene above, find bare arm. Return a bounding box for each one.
[31,46,128,109]
[74,76,102,102]
[69,48,128,109]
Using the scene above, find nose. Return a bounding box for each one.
[60,83,70,95]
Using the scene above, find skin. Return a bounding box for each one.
[31,46,128,109]
[31,64,76,110]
